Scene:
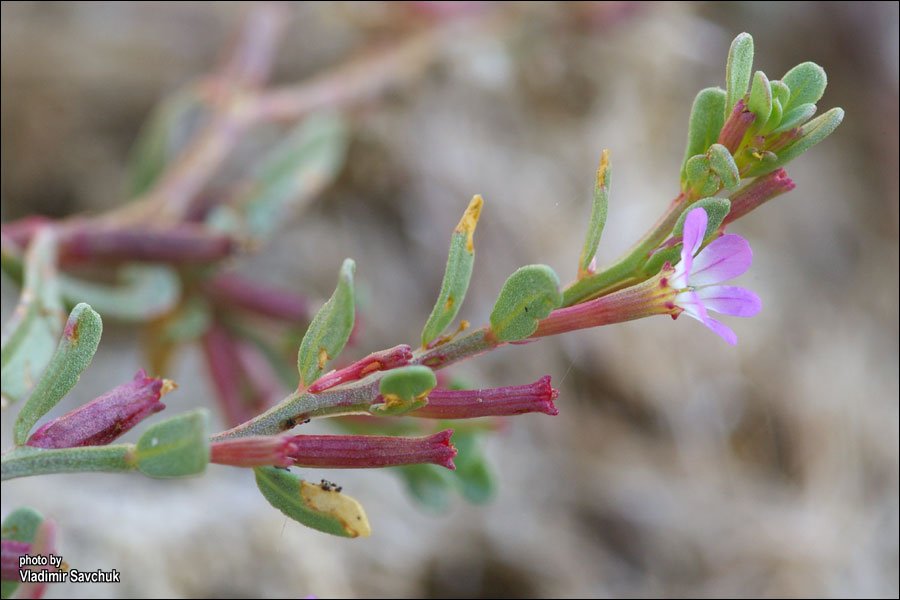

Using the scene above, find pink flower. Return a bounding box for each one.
[665,207,761,345]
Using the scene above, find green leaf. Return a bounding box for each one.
[12,303,102,445]
[1,230,64,408]
[371,365,437,416]
[680,88,727,183]
[673,198,732,239]
[451,430,495,504]
[782,61,827,111]
[297,258,355,388]
[748,71,772,127]
[134,409,209,478]
[254,466,371,538]
[744,107,844,177]
[1,507,44,598]
[725,33,754,117]
[58,264,181,322]
[770,80,790,107]
[761,98,784,135]
[421,195,482,347]
[684,155,720,197]
[396,464,453,512]
[707,144,740,190]
[238,113,348,240]
[128,86,208,197]
[490,265,563,342]
[578,150,611,276]
[769,103,816,135]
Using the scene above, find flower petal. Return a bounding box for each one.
[701,316,738,345]
[690,234,753,286]
[682,207,708,259]
[676,290,708,323]
[694,285,761,317]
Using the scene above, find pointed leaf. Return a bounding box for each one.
[725,33,754,116]
[134,409,209,478]
[297,259,355,387]
[1,230,64,408]
[681,88,727,182]
[421,195,482,347]
[13,303,102,445]
[490,265,562,342]
[578,150,611,276]
[254,466,371,538]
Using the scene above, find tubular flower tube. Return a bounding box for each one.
[287,430,457,470]
[307,345,414,393]
[210,435,301,468]
[718,98,757,154]
[534,207,761,345]
[25,370,172,449]
[407,376,559,419]
[722,168,795,227]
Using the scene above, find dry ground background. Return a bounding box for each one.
[2,2,898,598]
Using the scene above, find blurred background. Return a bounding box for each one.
[2,2,898,598]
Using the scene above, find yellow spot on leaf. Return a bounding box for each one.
[300,481,371,538]
[596,149,610,189]
[317,347,329,370]
[455,195,483,252]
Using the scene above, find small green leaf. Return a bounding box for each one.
[681,88,727,183]
[578,150,611,276]
[684,155,720,197]
[1,230,64,408]
[297,259,355,388]
[707,144,740,191]
[128,86,208,197]
[744,107,844,177]
[451,430,495,504]
[725,33,754,116]
[782,61,827,110]
[769,103,816,135]
[673,198,732,239]
[395,464,453,512]
[421,195,482,347]
[58,264,181,322]
[134,409,209,478]
[761,98,784,135]
[13,303,102,445]
[770,80,790,107]
[490,265,563,343]
[371,365,437,416]
[254,466,371,538]
[1,507,44,598]
[238,113,348,240]
[748,71,772,127]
